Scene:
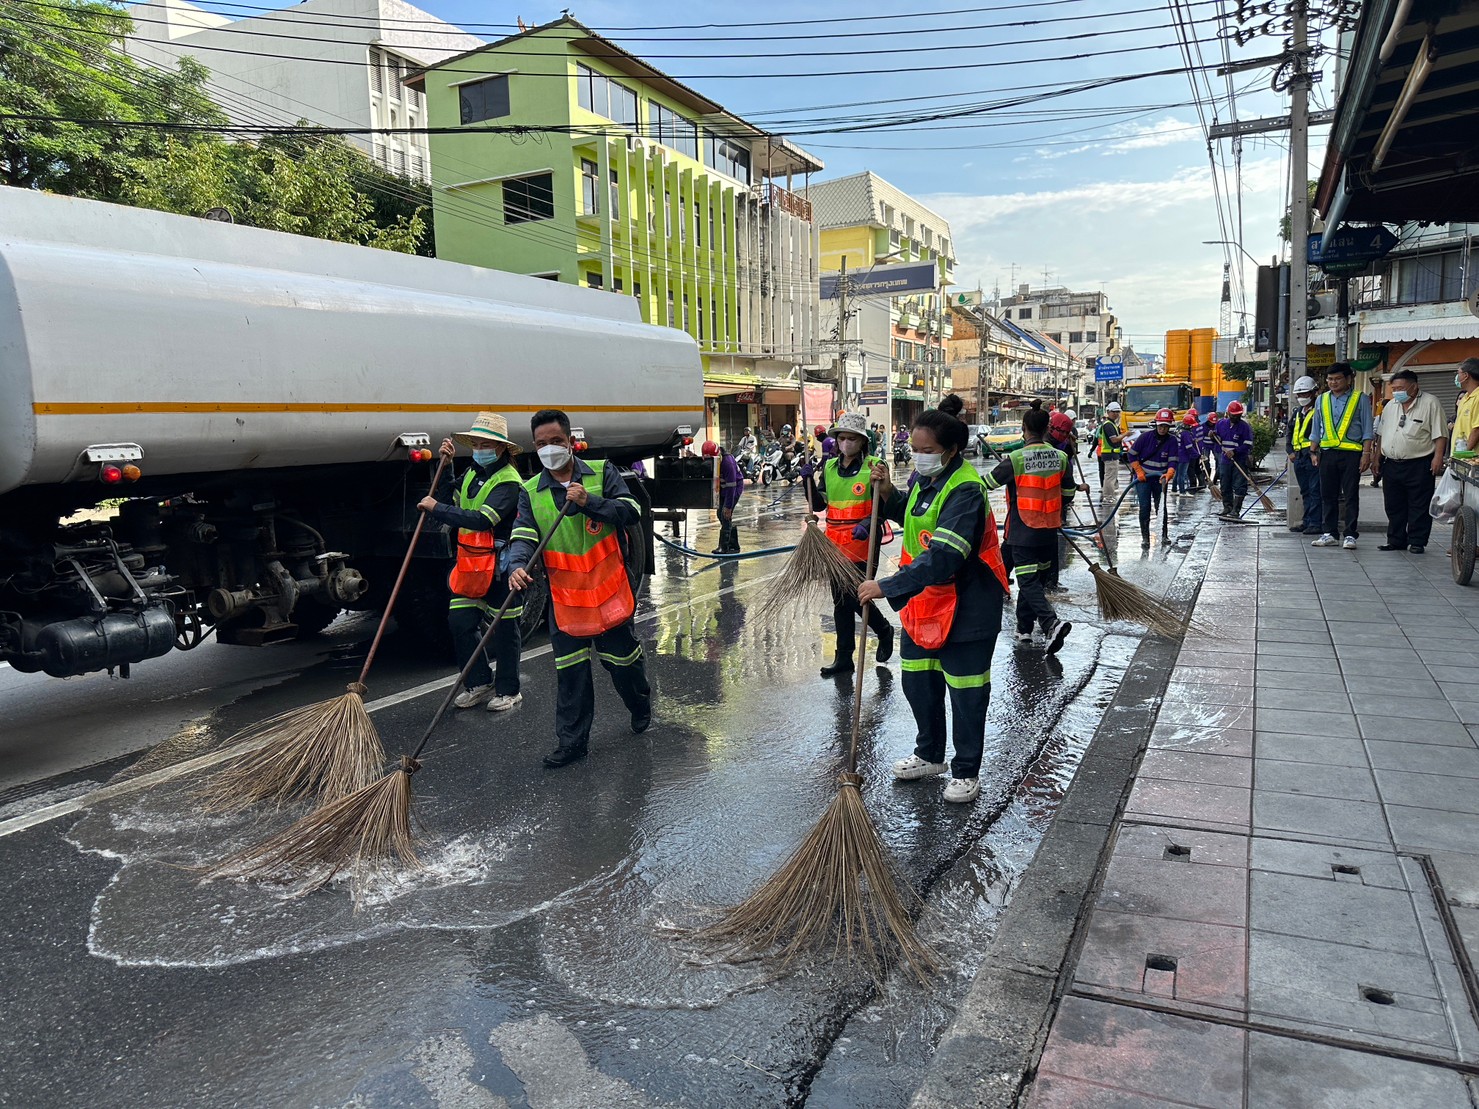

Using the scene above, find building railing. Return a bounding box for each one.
[761,182,813,223]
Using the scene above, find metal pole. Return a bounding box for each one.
[837,256,848,423]
[977,309,988,422]
[1335,276,1351,362]
[1287,0,1311,390]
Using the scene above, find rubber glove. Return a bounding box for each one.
[852,519,871,541]
[798,461,815,479]
[1165,467,1176,483]
[1131,462,1147,482]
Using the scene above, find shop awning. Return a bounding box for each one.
[704,382,750,398]
[1310,317,1479,344]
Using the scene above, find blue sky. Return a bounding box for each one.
[417,1,1336,353]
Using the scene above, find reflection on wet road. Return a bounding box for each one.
[0,472,1217,1107]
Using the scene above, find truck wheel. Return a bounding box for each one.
[394,562,454,656]
[291,596,342,638]
[1453,506,1477,586]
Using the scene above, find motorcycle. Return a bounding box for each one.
[735,448,762,483]
[893,439,912,465]
[758,445,782,486]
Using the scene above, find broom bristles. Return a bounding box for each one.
[1089,564,1194,637]
[702,775,935,982]
[203,755,419,888]
[197,688,385,812]
[752,522,864,622]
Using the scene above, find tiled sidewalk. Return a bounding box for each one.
[1026,481,1479,1107]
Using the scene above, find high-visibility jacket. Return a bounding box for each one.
[1319,391,1363,450]
[448,464,522,598]
[898,464,1011,650]
[524,460,635,638]
[1097,421,1122,457]
[1006,443,1069,529]
[1291,407,1316,451]
[822,455,880,562]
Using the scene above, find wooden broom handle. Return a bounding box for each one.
[1071,452,1117,573]
[846,478,886,772]
[355,453,450,688]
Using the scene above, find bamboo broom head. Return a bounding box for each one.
[1087,564,1192,638]
[701,774,935,983]
[197,686,385,813]
[751,521,864,623]
[203,755,419,888]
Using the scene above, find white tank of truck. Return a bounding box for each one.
[0,188,702,495]
[0,188,707,679]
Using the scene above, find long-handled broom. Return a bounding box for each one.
[751,469,863,621]
[1060,528,1191,637]
[205,500,575,888]
[1211,434,1277,513]
[199,455,450,812]
[704,481,934,980]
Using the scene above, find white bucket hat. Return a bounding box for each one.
[829,412,870,440]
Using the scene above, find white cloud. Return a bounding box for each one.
[1101,116,1199,154]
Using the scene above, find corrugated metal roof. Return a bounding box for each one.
[1311,317,1479,344]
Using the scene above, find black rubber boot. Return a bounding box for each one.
[820,655,854,677]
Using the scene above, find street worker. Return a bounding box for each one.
[1127,408,1181,549]
[1287,377,1324,534]
[507,409,652,768]
[1455,358,1479,454]
[985,407,1074,653]
[419,411,524,713]
[858,394,1009,806]
[1093,402,1125,502]
[702,440,745,555]
[1213,401,1254,518]
[805,412,895,677]
[1309,362,1374,550]
[1373,368,1448,554]
[1175,412,1201,497]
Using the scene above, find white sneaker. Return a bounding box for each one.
[1311,533,1338,547]
[1014,631,1035,644]
[893,755,949,781]
[1342,536,1357,550]
[486,692,523,712]
[453,684,494,709]
[944,777,981,803]
[1046,619,1072,656]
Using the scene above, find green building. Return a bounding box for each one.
[405,18,826,444]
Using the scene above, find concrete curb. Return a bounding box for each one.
[910,529,1217,1109]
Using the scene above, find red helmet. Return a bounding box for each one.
[701,440,719,457]
[1049,411,1073,433]
[1226,400,1246,417]
[1155,407,1175,424]
[1205,411,1218,423]
[814,424,827,438]
[1182,412,1197,426]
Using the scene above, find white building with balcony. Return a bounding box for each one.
[993,285,1124,407]
[125,0,483,182]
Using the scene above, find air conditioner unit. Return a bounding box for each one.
[1307,292,1340,318]
[626,135,646,153]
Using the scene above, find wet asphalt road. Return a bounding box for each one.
[0,472,1215,1108]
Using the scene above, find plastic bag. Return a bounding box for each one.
[1431,468,1462,522]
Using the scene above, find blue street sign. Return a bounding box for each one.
[1094,359,1124,382]
[1023,364,1049,374]
[820,261,939,300]
[857,390,888,406]
[1307,232,1323,264]
[1318,226,1398,273]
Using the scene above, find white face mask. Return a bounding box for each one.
[913,452,945,477]
[538,444,573,471]
[839,437,863,458]
[1297,395,1313,407]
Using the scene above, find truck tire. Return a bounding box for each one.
[394,562,454,657]
[291,596,342,638]
[1453,506,1477,586]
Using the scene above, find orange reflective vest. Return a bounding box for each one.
[898,464,1011,650]
[447,464,521,598]
[823,455,880,562]
[1007,443,1068,529]
[525,460,636,638]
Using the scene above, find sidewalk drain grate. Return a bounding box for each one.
[1360,986,1396,1006]
[1163,844,1191,860]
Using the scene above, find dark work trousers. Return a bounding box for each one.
[1319,450,1363,538]
[448,574,522,695]
[549,620,652,753]
[1380,454,1436,549]
[1219,457,1248,515]
[900,626,1000,779]
[1011,541,1058,635]
[831,565,891,660]
[1135,475,1164,537]
[1293,449,1323,531]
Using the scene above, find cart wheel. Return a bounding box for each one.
[1453,506,1477,586]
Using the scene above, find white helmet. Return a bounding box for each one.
[1106,401,1122,413]
[1064,409,1077,419]
[1294,375,1317,393]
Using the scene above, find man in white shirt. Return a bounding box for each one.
[1373,369,1448,554]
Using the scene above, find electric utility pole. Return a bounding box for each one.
[977,309,988,423]
[1287,0,1312,390]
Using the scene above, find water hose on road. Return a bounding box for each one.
[654,532,798,562]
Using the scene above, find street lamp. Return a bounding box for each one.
[1202,239,1262,267]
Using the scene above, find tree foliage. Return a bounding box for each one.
[1248,413,1275,466]
[2,1,426,254]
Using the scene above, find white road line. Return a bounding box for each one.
[0,571,771,839]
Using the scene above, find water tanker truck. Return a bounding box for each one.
[0,189,707,679]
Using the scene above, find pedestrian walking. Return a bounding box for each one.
[1287,376,1324,534]
[1309,362,1374,550]
[1453,358,1479,454]
[702,440,744,555]
[1373,369,1448,554]
[805,413,895,677]
[984,407,1075,652]
[1127,408,1181,548]
[418,412,524,713]
[1094,403,1125,503]
[507,409,652,768]
[1213,401,1254,517]
[857,395,1009,805]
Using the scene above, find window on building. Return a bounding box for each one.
[586,270,603,289]
[683,292,691,332]
[575,63,638,129]
[609,169,620,219]
[1018,306,1032,319]
[411,153,424,179]
[634,281,641,300]
[880,203,894,226]
[708,207,715,248]
[889,228,901,249]
[647,102,698,159]
[694,200,702,247]
[704,135,751,184]
[939,236,950,258]
[1395,250,1464,304]
[1069,331,1083,343]
[503,172,553,224]
[1085,330,1098,342]
[710,298,717,340]
[394,147,406,175]
[1048,332,1062,343]
[667,289,675,327]
[581,158,600,216]
[922,228,933,248]
[369,50,383,93]
[904,216,915,238]
[613,276,623,292]
[678,193,686,241]
[460,75,510,125]
[697,299,704,341]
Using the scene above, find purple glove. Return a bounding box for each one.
[852,519,871,541]
[798,461,815,479]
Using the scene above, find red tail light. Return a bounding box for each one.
[100,465,123,484]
